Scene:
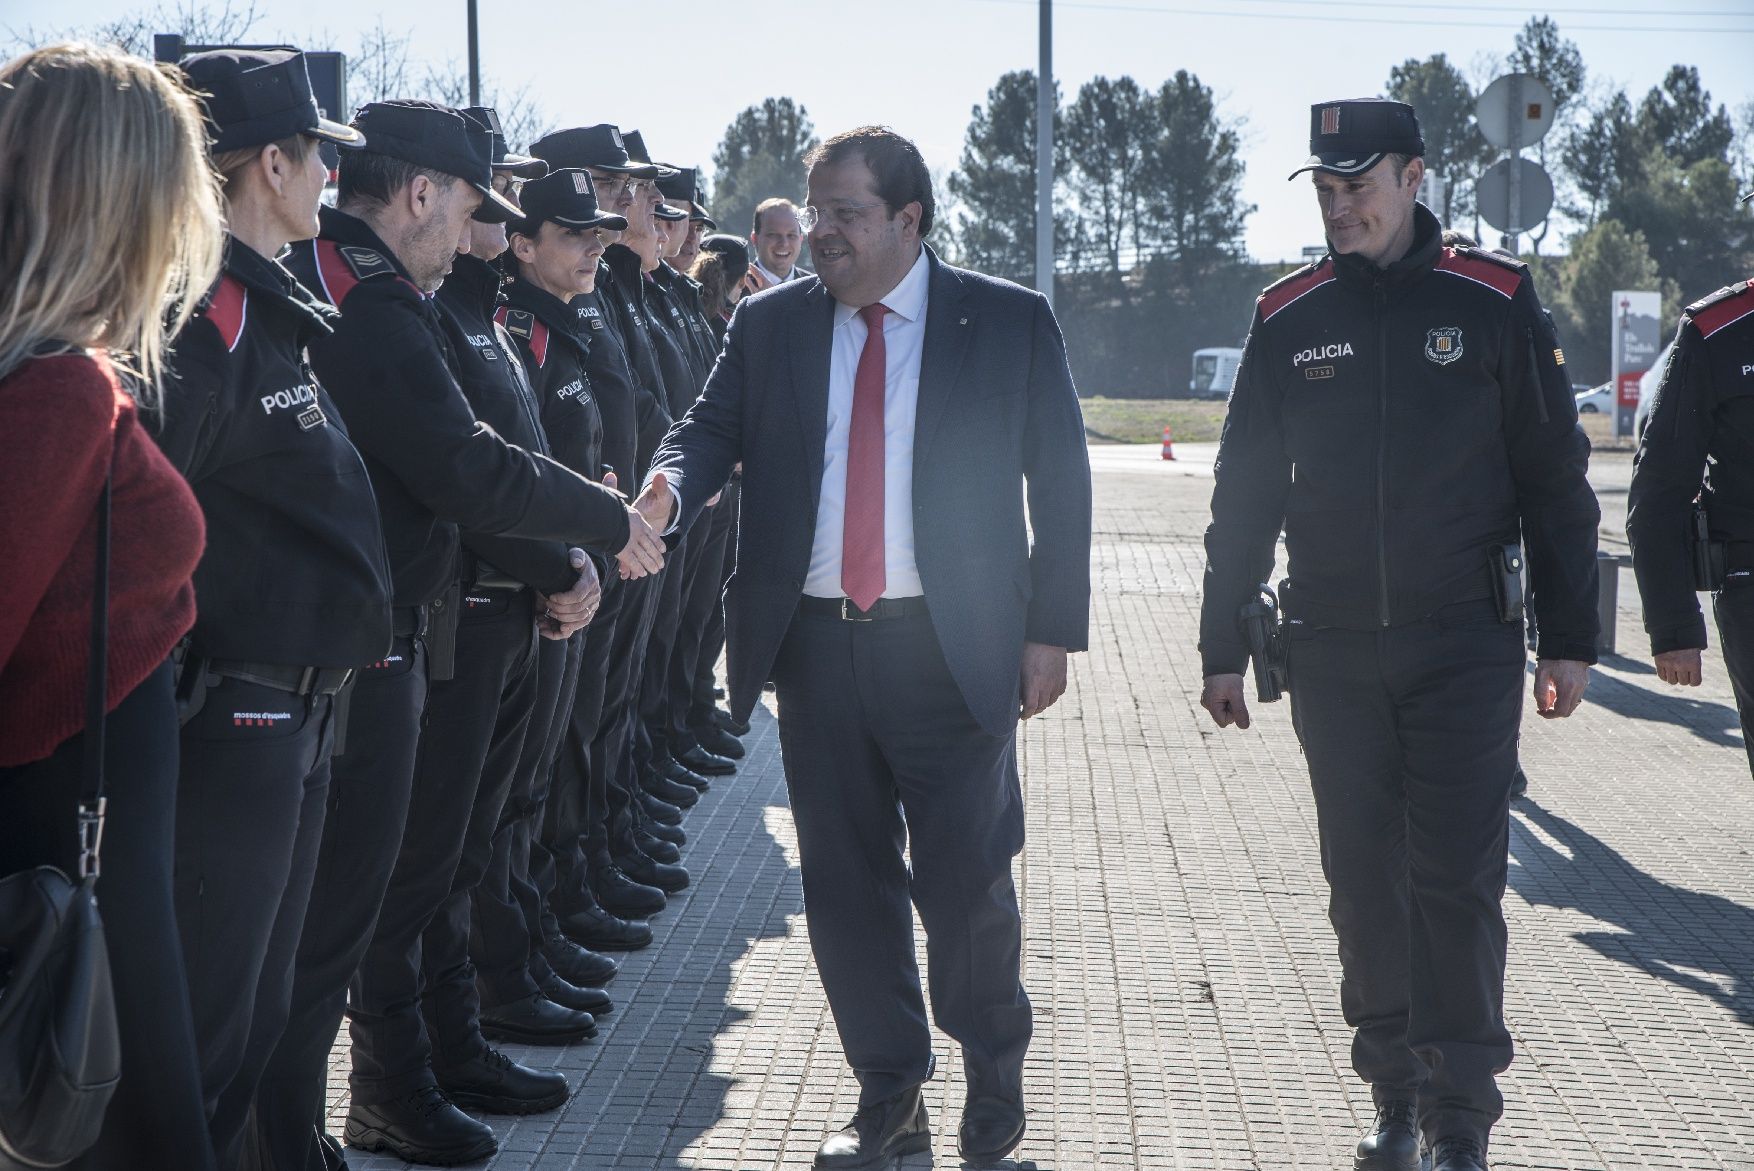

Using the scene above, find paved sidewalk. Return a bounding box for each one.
[330,442,1754,1170]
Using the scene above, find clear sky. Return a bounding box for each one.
[24,0,1754,262]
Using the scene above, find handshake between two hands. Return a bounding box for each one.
[534,471,679,641]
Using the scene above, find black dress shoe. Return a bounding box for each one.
[676,744,736,776]
[344,1085,495,1165]
[641,768,699,808]
[557,903,652,951]
[1355,1100,1419,1170]
[713,707,750,737]
[638,790,683,825]
[713,685,726,700]
[1426,1136,1488,1171]
[539,972,614,1015]
[479,992,596,1045]
[435,1047,569,1115]
[542,932,620,985]
[635,828,682,864]
[616,849,689,893]
[590,862,667,917]
[691,722,745,759]
[316,1128,350,1171]
[959,1095,1026,1164]
[644,817,686,846]
[816,1086,929,1169]
[664,758,711,792]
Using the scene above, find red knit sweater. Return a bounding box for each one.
[0,352,205,767]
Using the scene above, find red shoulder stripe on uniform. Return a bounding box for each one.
[493,305,509,328]
[1434,249,1522,299]
[1691,288,1754,339]
[529,320,550,369]
[312,239,362,308]
[1258,259,1335,322]
[205,275,248,352]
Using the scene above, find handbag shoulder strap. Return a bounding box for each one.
[78,469,112,879]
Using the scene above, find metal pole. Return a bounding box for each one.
[1035,0,1054,305]
[1503,74,1521,254]
[466,0,481,107]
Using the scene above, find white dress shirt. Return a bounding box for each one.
[752,257,804,286]
[803,248,931,600]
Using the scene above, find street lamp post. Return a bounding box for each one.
[1035,0,1054,305]
[466,0,481,106]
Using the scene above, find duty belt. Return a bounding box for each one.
[205,659,353,697]
[797,595,929,622]
[392,605,427,638]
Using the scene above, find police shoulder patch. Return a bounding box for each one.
[1258,257,1336,323]
[1686,281,1754,339]
[496,306,535,340]
[311,239,411,307]
[201,274,248,352]
[337,245,396,281]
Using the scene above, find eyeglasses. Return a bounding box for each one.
[796,200,883,233]
[589,172,649,198]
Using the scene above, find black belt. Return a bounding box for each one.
[206,659,353,697]
[392,606,427,638]
[797,595,928,622]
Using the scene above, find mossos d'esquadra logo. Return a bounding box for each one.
[1425,327,1464,366]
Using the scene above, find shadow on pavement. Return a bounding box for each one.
[1508,801,1754,1028]
[1576,665,1745,751]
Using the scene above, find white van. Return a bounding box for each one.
[1191,347,1242,399]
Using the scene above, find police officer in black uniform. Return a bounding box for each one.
[1199,99,1601,1171]
[158,50,384,1170]
[1628,243,1754,776]
[251,100,663,1170]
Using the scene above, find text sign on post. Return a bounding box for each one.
[1611,290,1661,438]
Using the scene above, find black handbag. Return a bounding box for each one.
[0,472,122,1170]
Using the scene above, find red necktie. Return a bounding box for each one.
[842,303,889,611]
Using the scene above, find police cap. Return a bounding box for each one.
[1289,98,1424,180]
[690,201,718,231]
[700,233,750,284]
[620,130,682,182]
[461,106,548,179]
[529,124,659,178]
[180,48,363,154]
[513,168,631,235]
[351,100,522,222]
[656,166,699,204]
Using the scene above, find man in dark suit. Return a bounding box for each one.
[634,126,1091,1169]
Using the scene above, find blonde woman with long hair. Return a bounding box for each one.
[0,42,221,1170]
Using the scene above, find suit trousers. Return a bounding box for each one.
[769,608,1030,1109]
[248,635,427,1171]
[0,662,218,1171]
[174,677,335,1167]
[1286,600,1522,1149]
[348,591,536,1102]
[473,631,573,1006]
[1714,583,1754,775]
[689,480,739,731]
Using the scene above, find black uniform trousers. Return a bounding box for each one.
[248,632,427,1171]
[472,630,574,1006]
[543,576,628,910]
[174,677,335,1167]
[768,608,1031,1111]
[1285,600,1523,1149]
[669,493,735,749]
[0,663,218,1171]
[1714,582,1754,775]
[635,526,695,780]
[595,570,664,861]
[348,589,537,1102]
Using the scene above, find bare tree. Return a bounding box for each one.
[5,0,259,55]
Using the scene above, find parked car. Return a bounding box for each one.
[1190,347,1242,399]
[1574,382,1612,414]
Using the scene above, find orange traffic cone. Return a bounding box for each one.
[1161,425,1176,461]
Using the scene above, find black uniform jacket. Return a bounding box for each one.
[285,206,629,608]
[599,246,674,473]
[654,263,719,385]
[1627,279,1754,653]
[497,279,605,484]
[644,271,702,423]
[566,284,639,489]
[435,254,578,596]
[158,236,393,667]
[1200,204,1601,676]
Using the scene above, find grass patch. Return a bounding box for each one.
[1579,412,1637,451]
[1082,396,1229,445]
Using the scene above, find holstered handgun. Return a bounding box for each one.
[1491,543,1525,625]
[1238,584,1289,703]
[172,639,216,727]
[1691,502,1727,592]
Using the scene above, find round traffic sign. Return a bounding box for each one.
[1475,73,1557,151]
[1475,157,1554,233]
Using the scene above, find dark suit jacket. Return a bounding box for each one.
[646,247,1092,738]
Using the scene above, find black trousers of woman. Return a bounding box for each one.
[0,662,218,1171]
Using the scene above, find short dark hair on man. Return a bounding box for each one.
[1387,152,1419,184]
[337,149,456,209]
[804,125,935,237]
[751,196,798,235]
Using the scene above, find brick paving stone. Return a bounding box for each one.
[322,441,1754,1170]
